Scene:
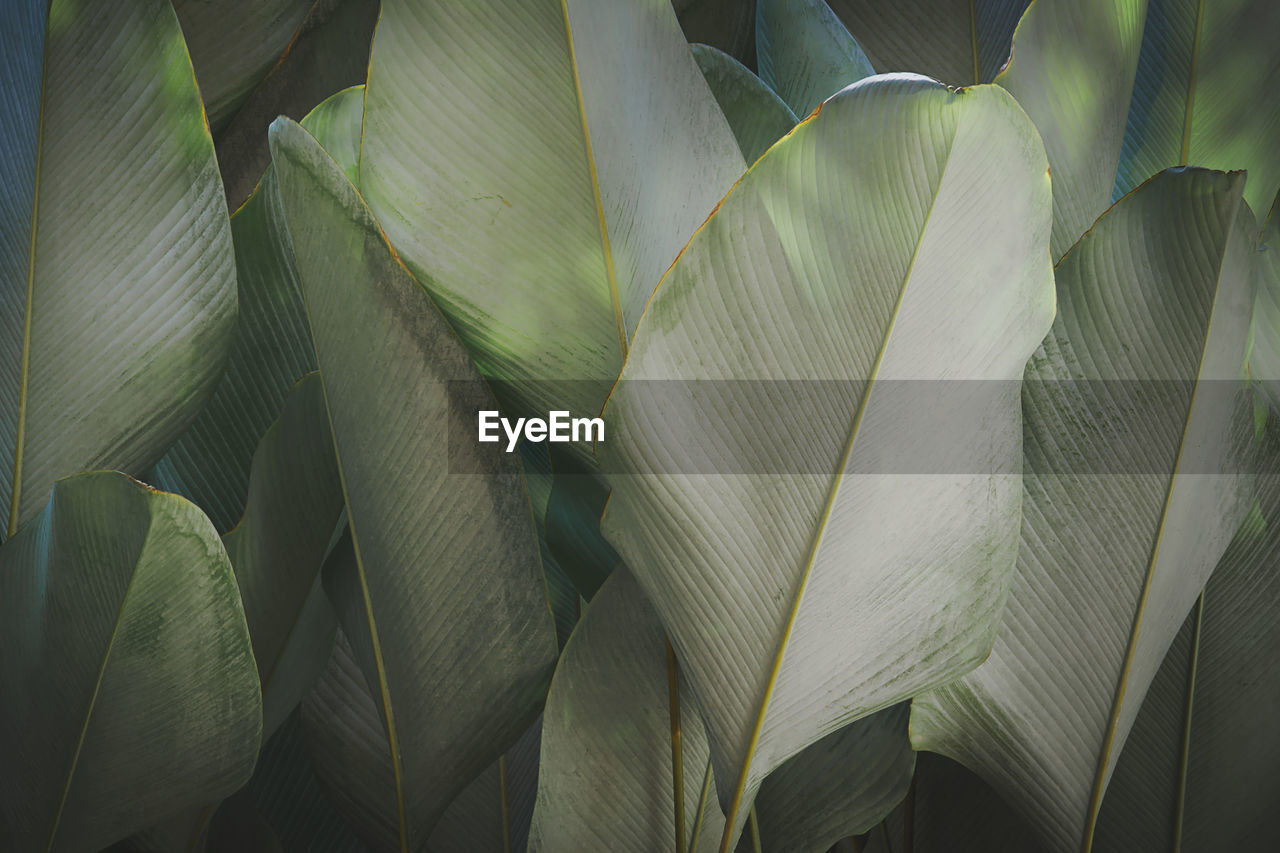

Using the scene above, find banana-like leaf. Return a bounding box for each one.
[1093,413,1280,852]
[223,372,345,738]
[600,74,1055,846]
[1251,193,1280,412]
[151,85,364,532]
[676,0,758,68]
[528,569,727,853]
[753,705,913,853]
[270,117,559,849]
[237,709,368,853]
[545,447,621,600]
[215,0,380,210]
[0,472,261,851]
[1115,0,1280,221]
[172,0,312,130]
[426,719,542,853]
[994,0,1148,260]
[520,442,582,648]
[692,44,798,165]
[910,168,1258,853]
[358,0,744,423]
[825,0,1030,85]
[1,0,237,540]
[755,0,875,118]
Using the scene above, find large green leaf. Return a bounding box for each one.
[172,0,312,130]
[151,85,364,532]
[0,471,261,851]
[1,0,237,540]
[910,168,1258,853]
[528,569,727,853]
[752,704,913,852]
[222,372,345,738]
[214,0,380,210]
[755,0,875,118]
[358,0,745,423]
[691,44,798,166]
[600,75,1054,847]
[1093,413,1280,852]
[270,117,559,849]
[1114,0,1280,221]
[825,0,1030,85]
[993,0,1148,260]
[426,718,542,853]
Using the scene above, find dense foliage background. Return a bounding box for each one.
[2,0,1278,851]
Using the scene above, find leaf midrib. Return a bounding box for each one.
[717,123,960,852]
[45,509,152,851]
[1080,195,1236,852]
[558,0,628,361]
[9,1,52,540]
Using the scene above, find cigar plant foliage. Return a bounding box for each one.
[1,1,1277,852]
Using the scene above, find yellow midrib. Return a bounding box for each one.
[717,136,957,852]
[1080,194,1234,852]
[1179,0,1206,165]
[559,0,628,361]
[9,5,52,540]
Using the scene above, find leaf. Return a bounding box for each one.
[0,471,261,851]
[528,569,727,853]
[910,168,1258,853]
[545,447,621,600]
[1115,0,1280,221]
[1093,413,1280,852]
[755,0,876,118]
[239,709,368,853]
[691,43,799,165]
[1,0,237,540]
[222,372,345,738]
[270,117,559,849]
[676,0,758,69]
[993,0,1148,260]
[426,718,542,853]
[172,0,313,130]
[357,0,744,423]
[214,0,380,210]
[825,0,1030,85]
[1250,192,1280,412]
[150,85,364,532]
[599,74,1055,846]
[753,705,914,853]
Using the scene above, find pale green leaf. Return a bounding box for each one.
[600,75,1054,846]
[910,168,1258,853]
[825,0,1030,85]
[1250,192,1280,412]
[1115,0,1280,221]
[1094,413,1280,851]
[358,0,745,423]
[173,0,312,130]
[0,0,236,539]
[528,569,727,853]
[270,117,559,849]
[0,472,261,852]
[691,43,798,165]
[151,85,364,532]
[756,0,876,118]
[214,0,380,210]
[994,0,1148,259]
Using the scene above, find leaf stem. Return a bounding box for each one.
[666,636,686,853]
[748,806,763,853]
[1173,593,1205,852]
[500,754,512,853]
